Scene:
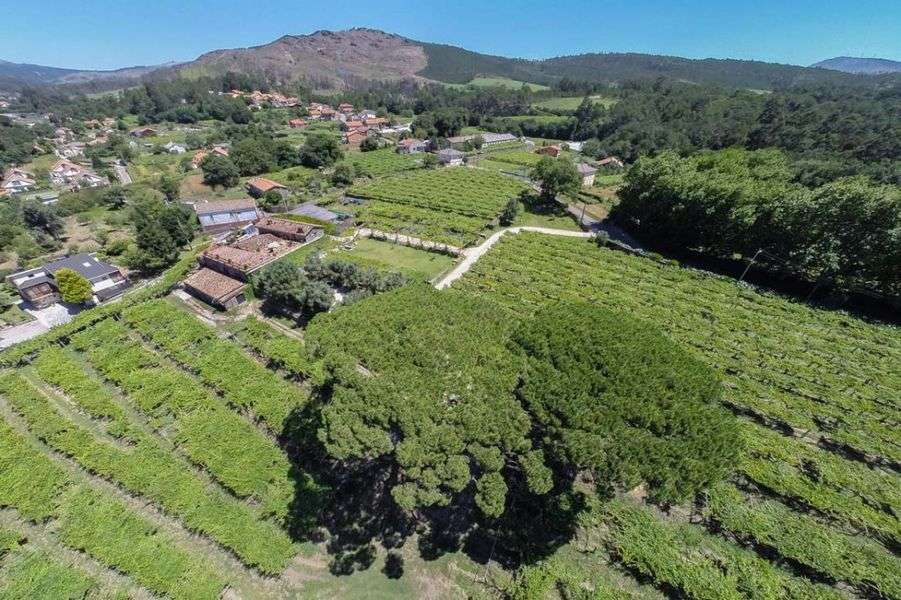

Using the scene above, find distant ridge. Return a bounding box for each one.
[810,56,901,75]
[2,29,899,92]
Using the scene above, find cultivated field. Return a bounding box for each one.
[531,95,618,112]
[451,232,901,599]
[348,167,528,245]
[342,147,421,177]
[485,149,543,167]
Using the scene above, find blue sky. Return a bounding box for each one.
[1,0,898,70]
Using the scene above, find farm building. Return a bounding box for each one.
[193,198,260,234]
[481,132,518,146]
[255,216,323,243]
[182,268,247,309]
[288,118,307,128]
[396,139,429,154]
[200,242,285,281]
[129,127,157,138]
[6,253,129,308]
[536,145,562,157]
[436,148,465,166]
[597,156,625,169]
[246,177,288,198]
[576,162,598,187]
[289,202,348,224]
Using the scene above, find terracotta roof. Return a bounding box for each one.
[246,177,286,193]
[344,120,364,129]
[256,216,317,237]
[193,198,258,215]
[201,244,272,271]
[232,233,294,253]
[363,117,388,125]
[183,268,245,300]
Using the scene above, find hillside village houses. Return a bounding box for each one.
[1,168,37,195]
[49,159,108,190]
[396,138,430,154]
[129,127,158,138]
[436,148,465,166]
[246,177,288,198]
[225,89,299,109]
[5,253,130,309]
[597,156,625,169]
[288,118,307,128]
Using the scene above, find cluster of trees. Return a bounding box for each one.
[0,117,52,171]
[614,149,901,297]
[0,196,65,264]
[303,253,406,304]
[128,195,196,272]
[307,285,738,523]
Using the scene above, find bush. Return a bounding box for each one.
[54,268,93,304]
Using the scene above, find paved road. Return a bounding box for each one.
[0,320,49,349]
[435,226,592,290]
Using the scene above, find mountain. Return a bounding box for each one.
[811,56,901,75]
[0,59,171,91]
[2,29,897,93]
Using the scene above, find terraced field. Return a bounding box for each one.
[453,232,901,599]
[349,167,528,245]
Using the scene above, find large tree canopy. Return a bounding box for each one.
[306,286,739,519]
[511,303,739,505]
[308,285,534,518]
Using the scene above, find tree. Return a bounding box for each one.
[530,157,580,201]
[128,196,193,272]
[231,136,275,176]
[252,261,334,319]
[158,174,180,202]
[499,197,519,226]
[511,303,740,504]
[101,185,127,209]
[299,133,343,168]
[201,154,240,188]
[330,163,355,187]
[22,202,64,239]
[54,268,93,304]
[359,136,380,152]
[259,189,285,210]
[421,153,438,169]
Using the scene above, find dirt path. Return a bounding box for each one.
[435,226,592,290]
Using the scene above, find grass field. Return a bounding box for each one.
[331,237,455,281]
[531,95,618,112]
[348,167,528,245]
[452,232,901,599]
[485,149,543,167]
[446,76,550,91]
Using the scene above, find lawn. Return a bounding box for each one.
[486,150,543,167]
[512,204,582,230]
[446,76,550,91]
[531,95,618,112]
[331,237,455,281]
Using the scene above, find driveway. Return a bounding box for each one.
[0,302,82,350]
[435,226,591,290]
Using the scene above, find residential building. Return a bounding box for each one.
[246,177,288,198]
[338,103,354,114]
[1,168,36,195]
[49,160,107,190]
[363,117,389,129]
[164,141,187,154]
[396,138,429,154]
[576,163,598,187]
[5,253,129,308]
[199,235,298,280]
[193,198,260,234]
[343,128,370,145]
[255,216,323,243]
[597,156,625,169]
[436,148,465,166]
[182,268,247,309]
[342,120,365,131]
[191,146,229,169]
[288,118,307,128]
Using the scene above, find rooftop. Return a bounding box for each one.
[193,198,258,215]
[183,268,245,300]
[246,177,287,193]
[256,216,318,236]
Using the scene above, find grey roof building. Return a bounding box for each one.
[288,203,347,223]
[5,253,129,308]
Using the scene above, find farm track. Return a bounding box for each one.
[435,226,592,290]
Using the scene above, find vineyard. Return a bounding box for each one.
[453,231,901,599]
[348,167,528,245]
[342,147,421,177]
[485,150,543,167]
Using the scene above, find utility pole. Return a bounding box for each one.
[739,248,763,283]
